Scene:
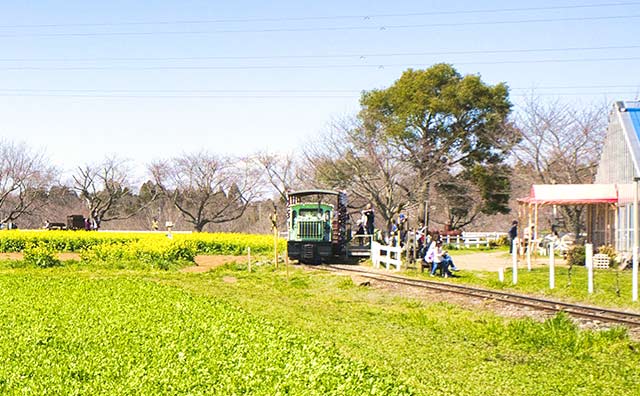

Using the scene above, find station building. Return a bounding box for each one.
[518,100,640,254]
[591,100,640,252]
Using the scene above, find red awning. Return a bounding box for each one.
[517,184,618,205]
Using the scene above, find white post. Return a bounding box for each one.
[526,242,531,271]
[634,179,639,301]
[498,267,504,283]
[512,239,518,284]
[549,244,555,289]
[586,243,594,294]
[371,242,378,269]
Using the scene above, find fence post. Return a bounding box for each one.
[586,243,594,294]
[456,235,461,249]
[371,242,378,269]
[498,267,504,283]
[285,250,289,280]
[512,239,518,285]
[549,244,554,289]
[385,246,390,270]
[374,243,379,268]
[634,179,639,301]
[273,226,279,269]
[526,242,531,271]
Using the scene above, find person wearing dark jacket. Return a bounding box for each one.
[508,220,518,254]
[362,203,375,235]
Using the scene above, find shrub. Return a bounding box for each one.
[566,245,586,267]
[489,235,509,248]
[23,243,61,268]
[79,239,197,270]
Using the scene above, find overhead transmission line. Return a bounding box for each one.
[0,44,636,62]
[0,93,636,98]
[0,88,637,99]
[0,85,638,94]
[0,56,638,70]
[1,1,638,27]
[0,14,638,37]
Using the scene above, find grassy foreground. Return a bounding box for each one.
[1,263,639,395]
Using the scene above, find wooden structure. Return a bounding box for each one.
[517,184,618,249]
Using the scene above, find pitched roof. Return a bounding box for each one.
[615,101,640,177]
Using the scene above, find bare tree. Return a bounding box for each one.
[0,140,57,225]
[73,157,156,229]
[254,152,299,203]
[150,152,260,232]
[305,117,416,231]
[34,185,83,226]
[513,97,607,238]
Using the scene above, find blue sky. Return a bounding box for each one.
[0,0,639,179]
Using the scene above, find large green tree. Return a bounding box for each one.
[359,63,515,228]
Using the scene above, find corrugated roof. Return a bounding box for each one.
[518,184,618,205]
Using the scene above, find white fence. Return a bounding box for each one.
[441,232,507,248]
[371,241,402,270]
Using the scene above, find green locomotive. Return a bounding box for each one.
[286,189,348,263]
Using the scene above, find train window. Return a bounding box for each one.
[299,209,322,217]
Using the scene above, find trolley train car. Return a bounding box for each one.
[286,189,349,264]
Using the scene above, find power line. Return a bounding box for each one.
[0,88,360,93]
[0,56,638,71]
[0,14,638,38]
[1,2,638,28]
[0,44,636,62]
[0,92,637,99]
[0,93,358,99]
[0,85,638,94]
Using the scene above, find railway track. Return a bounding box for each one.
[316,264,640,327]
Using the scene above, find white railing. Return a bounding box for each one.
[440,232,507,248]
[371,241,402,270]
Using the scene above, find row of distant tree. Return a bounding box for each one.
[0,64,607,234]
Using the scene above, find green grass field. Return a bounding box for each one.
[0,261,639,395]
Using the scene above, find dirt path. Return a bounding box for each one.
[181,255,243,273]
[0,250,561,273]
[0,252,241,273]
[451,251,566,272]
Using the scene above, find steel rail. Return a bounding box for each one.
[319,264,640,327]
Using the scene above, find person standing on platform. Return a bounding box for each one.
[362,203,375,235]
